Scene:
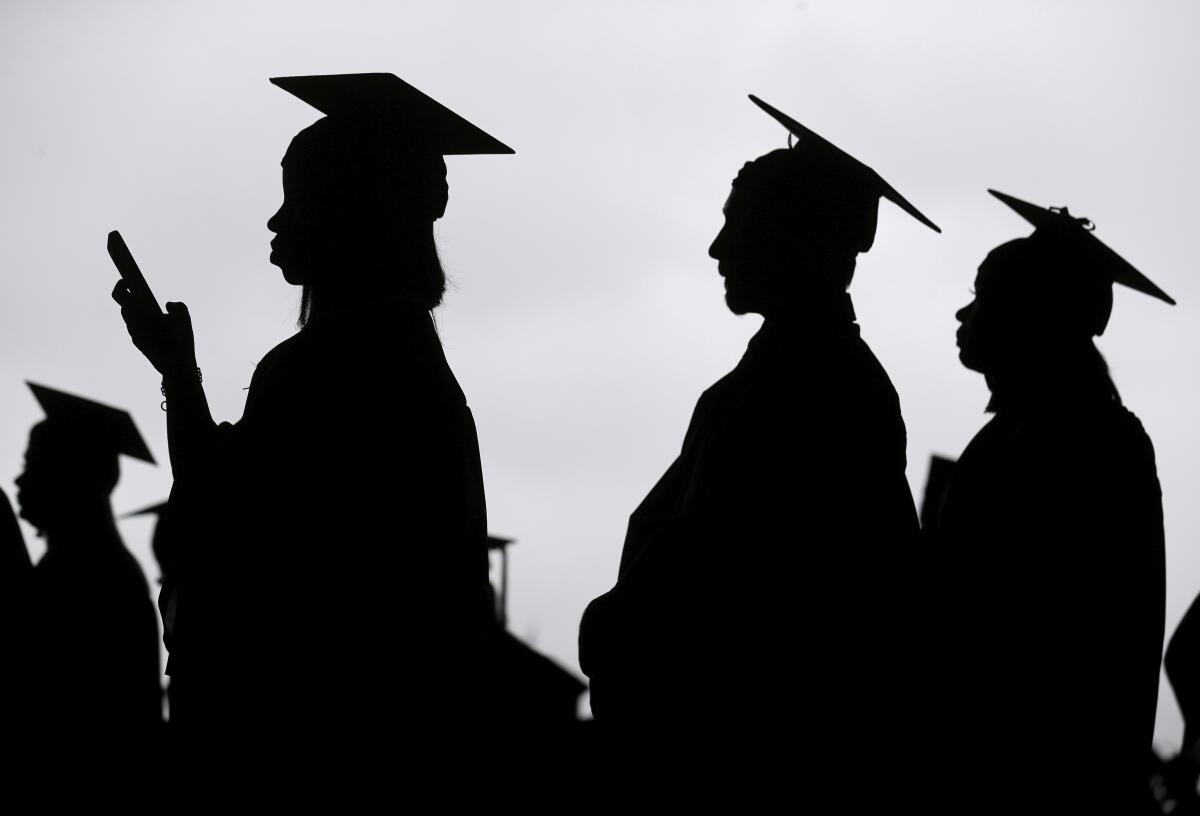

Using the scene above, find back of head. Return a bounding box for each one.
[736,146,880,250]
[982,232,1114,341]
[286,113,450,226]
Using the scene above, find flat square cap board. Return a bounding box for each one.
[989,189,1175,305]
[28,382,155,464]
[271,73,514,155]
[749,94,940,234]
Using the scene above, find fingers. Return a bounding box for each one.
[111,280,131,305]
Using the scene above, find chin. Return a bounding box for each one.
[279,266,307,286]
[723,288,759,316]
[957,348,985,373]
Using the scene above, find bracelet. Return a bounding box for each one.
[161,367,203,411]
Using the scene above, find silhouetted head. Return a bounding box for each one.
[709,96,939,319]
[709,148,882,316]
[266,74,514,325]
[268,115,450,312]
[956,191,1174,399]
[15,384,155,535]
[16,421,120,534]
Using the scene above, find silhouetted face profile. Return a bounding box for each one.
[267,115,450,307]
[708,148,879,318]
[956,234,1114,377]
[265,73,513,323]
[15,422,119,534]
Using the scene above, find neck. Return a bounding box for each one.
[44,495,121,556]
[301,236,440,327]
[762,291,856,333]
[304,273,420,326]
[984,344,1117,412]
[306,285,380,324]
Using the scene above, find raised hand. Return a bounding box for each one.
[112,282,198,376]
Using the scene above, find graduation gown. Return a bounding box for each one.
[934,383,1165,809]
[580,295,919,746]
[22,536,162,746]
[166,299,491,747]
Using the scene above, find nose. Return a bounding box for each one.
[708,226,725,262]
[14,471,24,488]
[956,301,975,323]
[267,205,283,235]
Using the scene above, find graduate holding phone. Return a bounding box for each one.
[111,74,511,764]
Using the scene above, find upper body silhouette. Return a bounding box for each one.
[578,98,935,771]
[10,386,162,753]
[112,74,510,759]
[933,191,1169,810]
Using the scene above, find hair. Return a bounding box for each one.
[985,339,1120,411]
[1084,341,1122,404]
[297,229,445,327]
[285,115,451,327]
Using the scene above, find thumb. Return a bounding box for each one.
[165,301,193,330]
[165,301,196,349]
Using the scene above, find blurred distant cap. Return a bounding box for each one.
[487,535,514,551]
[988,189,1175,306]
[122,500,169,519]
[27,382,155,464]
[747,94,941,237]
[270,73,514,155]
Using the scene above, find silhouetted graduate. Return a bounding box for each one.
[485,536,586,726]
[11,384,162,751]
[579,97,936,766]
[112,74,508,761]
[935,191,1169,811]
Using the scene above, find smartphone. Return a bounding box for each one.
[107,230,163,315]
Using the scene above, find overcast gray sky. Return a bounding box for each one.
[3,0,1198,749]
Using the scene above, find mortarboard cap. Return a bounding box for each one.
[28,383,155,465]
[749,94,941,234]
[270,73,514,155]
[988,189,1175,306]
[487,535,514,551]
[122,500,169,519]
